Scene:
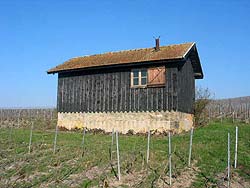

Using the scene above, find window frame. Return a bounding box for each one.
[131,68,148,88]
[130,66,166,88]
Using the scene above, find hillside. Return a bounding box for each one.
[215,96,250,106]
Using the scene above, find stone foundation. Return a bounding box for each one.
[57,111,193,134]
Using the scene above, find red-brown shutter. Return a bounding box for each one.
[147,66,166,87]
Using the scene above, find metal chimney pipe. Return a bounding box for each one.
[155,38,160,51]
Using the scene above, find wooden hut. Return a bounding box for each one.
[47,39,203,133]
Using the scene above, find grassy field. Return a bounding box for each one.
[0,121,250,187]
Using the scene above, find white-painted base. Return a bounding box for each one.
[57,111,193,134]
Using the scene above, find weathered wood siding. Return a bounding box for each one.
[57,61,195,114]
[177,59,195,113]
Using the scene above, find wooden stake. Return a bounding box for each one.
[234,126,238,168]
[9,124,13,143]
[228,132,230,188]
[50,110,52,121]
[232,112,235,123]
[17,110,21,128]
[81,127,86,157]
[221,112,223,123]
[0,109,2,125]
[245,109,247,122]
[28,122,34,153]
[169,131,172,186]
[146,129,150,164]
[36,110,39,120]
[188,127,194,167]
[208,108,211,123]
[82,127,86,146]
[116,131,121,181]
[53,125,58,154]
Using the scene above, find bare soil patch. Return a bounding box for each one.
[62,165,107,187]
[106,170,147,187]
[216,170,250,188]
[155,165,199,188]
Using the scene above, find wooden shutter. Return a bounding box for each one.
[147,66,166,87]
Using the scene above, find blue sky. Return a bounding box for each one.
[0,0,250,107]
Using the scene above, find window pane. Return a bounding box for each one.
[133,70,139,78]
[141,70,147,77]
[141,77,147,85]
[133,78,139,85]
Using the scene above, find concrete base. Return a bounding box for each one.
[57,111,193,134]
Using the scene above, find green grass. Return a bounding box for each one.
[0,121,249,187]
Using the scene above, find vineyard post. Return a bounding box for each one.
[116,130,121,181]
[208,108,211,123]
[110,128,114,161]
[168,131,172,186]
[50,109,53,121]
[81,127,86,157]
[248,103,250,120]
[82,127,86,146]
[220,112,223,123]
[17,110,21,128]
[8,123,13,143]
[7,110,9,127]
[247,104,250,119]
[228,132,230,188]
[245,104,247,122]
[0,109,2,125]
[28,109,31,124]
[53,125,59,154]
[217,105,219,118]
[232,112,235,123]
[146,128,150,165]
[43,110,46,121]
[247,103,249,120]
[188,127,194,167]
[36,110,39,121]
[28,122,34,153]
[234,126,238,168]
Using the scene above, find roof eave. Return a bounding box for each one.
[183,43,204,79]
[194,73,204,79]
[47,58,185,75]
[47,70,57,74]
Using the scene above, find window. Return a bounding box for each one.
[131,67,166,88]
[147,66,166,87]
[131,69,147,87]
